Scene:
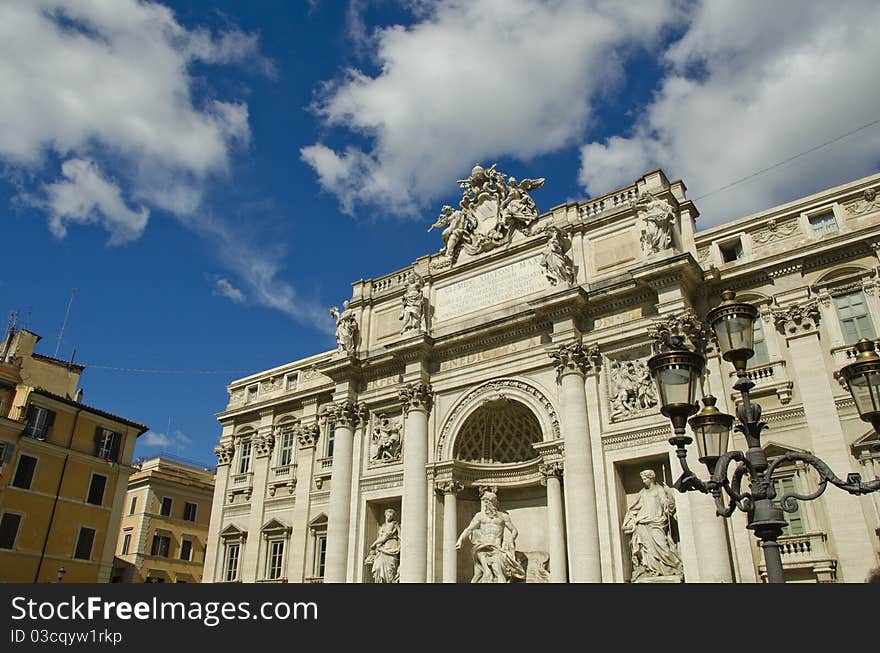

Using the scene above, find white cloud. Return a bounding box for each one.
[579,0,880,226]
[303,0,682,216]
[213,277,246,303]
[139,429,192,451]
[41,158,149,245]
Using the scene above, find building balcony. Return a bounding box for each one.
[729,359,793,405]
[230,471,253,487]
[758,531,836,583]
[271,464,296,480]
[303,576,324,584]
[316,456,333,470]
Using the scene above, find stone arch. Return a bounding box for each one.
[233,425,256,443]
[436,378,559,462]
[810,264,875,292]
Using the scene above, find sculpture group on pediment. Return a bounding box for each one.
[622,470,683,581]
[539,227,575,286]
[429,164,545,266]
[637,191,676,256]
[330,300,359,356]
[399,271,426,334]
[607,357,658,419]
[370,413,402,464]
[365,508,400,583]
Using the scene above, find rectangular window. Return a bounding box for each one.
[129,496,137,515]
[160,497,173,517]
[180,538,193,561]
[150,534,171,557]
[247,386,258,403]
[286,375,298,391]
[86,474,107,506]
[121,532,131,555]
[23,405,55,440]
[809,210,838,236]
[12,454,37,490]
[95,428,118,461]
[278,431,294,466]
[719,238,744,263]
[267,540,285,580]
[183,502,197,522]
[835,291,876,344]
[325,423,335,458]
[0,513,22,549]
[315,534,327,578]
[773,476,805,535]
[224,543,240,581]
[238,441,252,474]
[74,527,96,560]
[748,319,770,367]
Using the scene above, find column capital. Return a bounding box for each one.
[648,308,710,353]
[435,480,464,497]
[213,442,235,466]
[400,382,433,415]
[295,423,320,449]
[327,400,369,428]
[773,299,820,336]
[539,461,564,485]
[548,342,599,378]
[254,431,275,458]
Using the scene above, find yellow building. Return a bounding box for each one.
[0,327,147,582]
[112,455,214,583]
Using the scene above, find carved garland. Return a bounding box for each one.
[435,379,560,461]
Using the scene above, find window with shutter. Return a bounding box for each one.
[748,319,770,367]
[835,291,876,344]
[160,497,173,517]
[24,406,54,440]
[95,428,118,460]
[773,476,806,535]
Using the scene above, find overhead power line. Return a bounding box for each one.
[692,117,880,201]
[84,364,256,376]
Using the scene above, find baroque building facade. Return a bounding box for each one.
[204,166,880,583]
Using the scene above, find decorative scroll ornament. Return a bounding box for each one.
[295,424,320,449]
[435,480,465,496]
[752,218,799,245]
[846,187,880,216]
[254,432,275,457]
[399,271,426,334]
[637,192,676,255]
[214,443,235,466]
[648,309,710,354]
[429,163,545,266]
[608,357,658,419]
[772,300,821,335]
[539,226,575,286]
[548,342,599,378]
[538,461,564,485]
[330,300,359,356]
[370,413,403,464]
[399,382,433,415]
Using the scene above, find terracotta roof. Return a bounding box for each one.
[31,387,149,434]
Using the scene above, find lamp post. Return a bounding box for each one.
[57,566,66,583]
[648,290,880,583]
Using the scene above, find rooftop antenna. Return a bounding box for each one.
[55,288,77,358]
[1,311,18,361]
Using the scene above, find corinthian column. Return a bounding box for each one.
[435,480,463,583]
[540,462,567,583]
[549,343,602,582]
[324,401,365,583]
[399,382,432,583]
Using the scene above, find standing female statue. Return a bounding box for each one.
[365,508,401,583]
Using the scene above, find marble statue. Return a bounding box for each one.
[399,271,426,333]
[431,164,545,264]
[365,508,400,583]
[637,192,675,255]
[539,227,575,286]
[370,413,402,463]
[622,470,683,581]
[455,490,525,583]
[330,300,359,356]
[608,358,657,419]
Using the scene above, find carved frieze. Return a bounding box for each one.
[845,187,880,216]
[751,218,799,245]
[400,382,433,415]
[773,300,821,335]
[606,354,658,421]
[369,413,403,465]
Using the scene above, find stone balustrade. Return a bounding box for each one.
[729,359,794,404]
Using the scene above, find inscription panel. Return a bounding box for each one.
[434,255,547,321]
[591,230,639,272]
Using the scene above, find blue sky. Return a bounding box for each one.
[2,0,879,465]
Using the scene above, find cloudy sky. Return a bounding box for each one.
[2,0,879,462]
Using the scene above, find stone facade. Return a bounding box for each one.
[204,167,880,583]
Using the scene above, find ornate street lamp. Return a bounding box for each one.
[57,566,66,583]
[649,290,880,583]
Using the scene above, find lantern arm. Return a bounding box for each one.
[767,452,880,513]
[711,451,753,516]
